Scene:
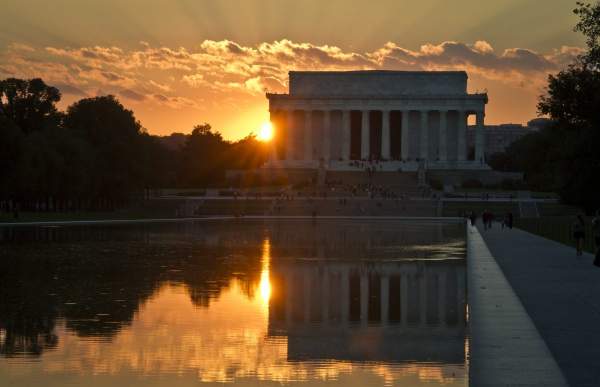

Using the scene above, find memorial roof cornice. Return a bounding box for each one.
[288,70,468,76]
[266,93,488,101]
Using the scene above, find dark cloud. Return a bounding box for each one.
[119,88,146,101]
[102,71,125,81]
[0,65,14,76]
[53,83,88,97]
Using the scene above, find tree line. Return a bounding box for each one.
[489,1,600,213]
[0,79,269,212]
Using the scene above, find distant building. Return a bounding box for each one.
[158,132,188,151]
[527,118,554,131]
[467,118,553,157]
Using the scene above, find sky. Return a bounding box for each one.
[0,0,585,140]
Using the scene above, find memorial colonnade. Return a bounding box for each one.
[269,105,486,166]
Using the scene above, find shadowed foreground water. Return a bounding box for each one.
[0,219,467,386]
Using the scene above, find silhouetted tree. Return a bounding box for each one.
[538,66,600,130]
[0,78,62,133]
[64,95,146,204]
[178,124,230,186]
[1,80,278,213]
[574,1,600,69]
[228,134,269,170]
[138,133,177,189]
[536,2,600,211]
[491,2,600,212]
[16,128,92,206]
[0,116,23,202]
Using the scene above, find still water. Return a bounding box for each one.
[0,220,467,386]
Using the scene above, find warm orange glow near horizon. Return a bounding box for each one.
[3,281,466,385]
[257,121,274,142]
[1,0,583,139]
[259,237,272,306]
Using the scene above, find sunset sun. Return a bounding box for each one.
[257,121,274,141]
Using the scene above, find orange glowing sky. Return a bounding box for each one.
[0,0,584,140]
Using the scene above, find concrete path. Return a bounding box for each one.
[478,223,600,387]
[467,225,567,387]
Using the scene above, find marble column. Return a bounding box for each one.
[475,111,485,164]
[419,272,426,325]
[457,111,467,161]
[269,111,278,162]
[303,269,311,322]
[285,272,292,325]
[401,110,410,160]
[286,110,295,161]
[360,274,368,325]
[341,268,350,325]
[439,110,447,161]
[381,275,389,324]
[381,110,391,160]
[419,110,429,160]
[400,274,408,326]
[361,110,370,160]
[270,141,278,163]
[322,270,329,323]
[304,110,312,162]
[457,269,466,327]
[438,271,447,327]
[323,110,331,161]
[342,110,351,161]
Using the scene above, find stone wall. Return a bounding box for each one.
[428,170,524,186]
[289,71,468,97]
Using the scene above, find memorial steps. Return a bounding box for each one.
[325,170,422,197]
[183,198,438,217]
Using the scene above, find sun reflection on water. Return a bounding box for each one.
[259,237,271,307]
[0,279,466,387]
[0,223,469,386]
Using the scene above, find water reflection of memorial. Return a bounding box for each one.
[269,259,466,364]
[0,220,465,361]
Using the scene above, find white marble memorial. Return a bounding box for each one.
[266,71,489,171]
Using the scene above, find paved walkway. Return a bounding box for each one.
[478,223,600,387]
[467,225,567,387]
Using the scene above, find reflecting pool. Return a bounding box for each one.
[0,219,467,386]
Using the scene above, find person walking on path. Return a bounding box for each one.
[592,210,600,265]
[482,210,493,230]
[572,214,586,257]
[469,211,477,227]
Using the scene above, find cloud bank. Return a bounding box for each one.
[0,39,583,135]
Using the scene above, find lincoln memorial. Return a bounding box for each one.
[266,70,489,171]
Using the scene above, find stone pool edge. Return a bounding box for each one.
[467,224,568,387]
[0,215,464,227]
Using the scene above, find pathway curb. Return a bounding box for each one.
[467,224,568,387]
